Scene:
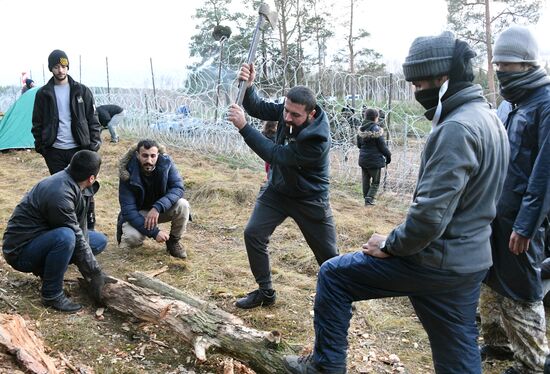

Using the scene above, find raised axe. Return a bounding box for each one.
[235,3,278,106]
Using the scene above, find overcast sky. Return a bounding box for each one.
[1,0,548,88]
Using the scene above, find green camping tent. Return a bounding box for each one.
[0,87,37,150]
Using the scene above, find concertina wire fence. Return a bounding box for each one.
[2,55,430,196]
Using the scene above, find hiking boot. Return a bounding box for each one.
[235,289,276,309]
[480,344,514,361]
[166,237,187,259]
[42,294,82,313]
[365,197,375,206]
[284,354,346,374]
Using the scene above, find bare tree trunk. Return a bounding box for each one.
[95,273,295,374]
[485,0,497,107]
[296,0,305,85]
[348,0,356,107]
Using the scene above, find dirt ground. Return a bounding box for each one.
[0,136,516,373]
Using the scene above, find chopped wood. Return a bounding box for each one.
[0,313,59,373]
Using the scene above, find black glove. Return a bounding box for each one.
[87,271,117,305]
[385,156,391,165]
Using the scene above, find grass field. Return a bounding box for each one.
[0,135,515,373]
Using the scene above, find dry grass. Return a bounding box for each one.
[0,138,513,373]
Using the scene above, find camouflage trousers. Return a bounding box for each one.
[480,285,549,373]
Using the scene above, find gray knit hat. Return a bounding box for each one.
[403,31,456,82]
[492,25,539,65]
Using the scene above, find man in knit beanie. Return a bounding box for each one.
[32,49,102,232]
[481,25,550,374]
[284,32,509,374]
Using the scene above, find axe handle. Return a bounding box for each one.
[236,16,266,106]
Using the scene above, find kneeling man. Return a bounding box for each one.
[117,139,190,258]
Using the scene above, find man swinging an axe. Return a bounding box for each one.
[226,3,339,310]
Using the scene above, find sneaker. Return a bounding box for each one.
[480,344,514,361]
[42,294,82,313]
[284,354,345,374]
[166,237,187,259]
[502,367,520,374]
[235,289,276,309]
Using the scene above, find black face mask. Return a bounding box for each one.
[496,69,531,84]
[414,86,440,110]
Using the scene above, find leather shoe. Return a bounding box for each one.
[480,344,514,361]
[235,289,276,309]
[284,354,346,374]
[166,237,187,259]
[42,294,82,313]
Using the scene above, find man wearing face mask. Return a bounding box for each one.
[283,32,509,374]
[480,25,550,374]
[226,64,338,309]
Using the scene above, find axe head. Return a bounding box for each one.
[258,3,278,29]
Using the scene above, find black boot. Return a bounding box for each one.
[284,354,346,374]
[42,294,82,313]
[235,289,276,309]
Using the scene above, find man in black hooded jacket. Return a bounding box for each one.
[226,63,339,310]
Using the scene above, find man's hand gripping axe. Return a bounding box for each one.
[235,3,278,106]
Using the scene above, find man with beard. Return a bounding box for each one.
[480,25,550,374]
[226,64,338,309]
[2,151,110,313]
[117,139,190,259]
[31,49,102,230]
[283,31,509,374]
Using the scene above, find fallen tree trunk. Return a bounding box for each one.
[99,272,296,373]
[0,313,59,374]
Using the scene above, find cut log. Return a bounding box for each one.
[0,313,59,374]
[98,273,296,373]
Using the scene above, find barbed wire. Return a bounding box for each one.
[1,56,429,196]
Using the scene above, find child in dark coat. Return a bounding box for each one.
[356,108,391,205]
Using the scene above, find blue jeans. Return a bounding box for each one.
[313,252,486,374]
[11,227,107,299]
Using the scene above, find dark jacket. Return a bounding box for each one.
[117,145,184,242]
[31,75,101,154]
[97,105,123,127]
[383,85,510,274]
[356,121,391,169]
[240,86,331,199]
[485,84,550,301]
[2,170,101,278]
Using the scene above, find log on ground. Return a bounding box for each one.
[99,272,296,373]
